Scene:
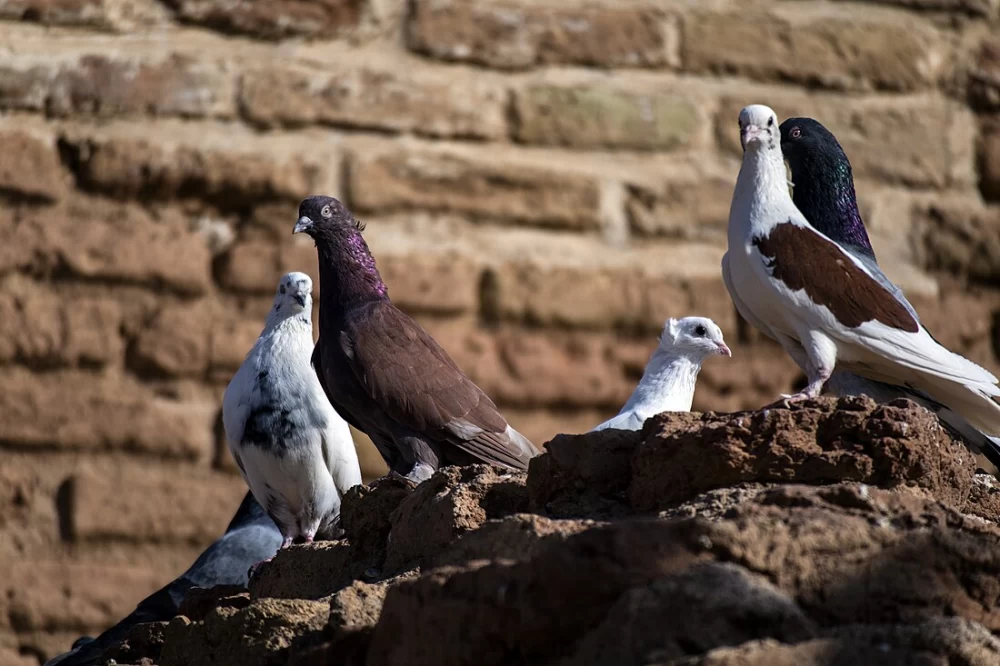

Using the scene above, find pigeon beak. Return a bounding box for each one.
[741,124,763,148]
[293,216,314,235]
[293,293,307,307]
[716,343,732,357]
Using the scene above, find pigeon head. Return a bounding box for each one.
[738,105,780,153]
[293,196,364,239]
[662,317,731,360]
[778,117,876,259]
[273,271,312,315]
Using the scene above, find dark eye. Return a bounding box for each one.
[790,127,802,139]
[767,117,775,128]
[694,325,707,337]
[321,205,332,218]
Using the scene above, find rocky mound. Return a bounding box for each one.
[96,397,1000,666]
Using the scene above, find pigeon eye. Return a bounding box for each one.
[321,205,332,218]
[790,127,802,139]
[694,325,707,337]
[768,117,775,128]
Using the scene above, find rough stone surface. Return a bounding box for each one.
[0,130,67,201]
[348,148,604,229]
[165,0,365,40]
[683,8,946,92]
[513,85,702,150]
[408,1,676,70]
[240,64,507,140]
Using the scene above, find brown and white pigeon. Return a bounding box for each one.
[293,196,540,483]
[723,104,1000,436]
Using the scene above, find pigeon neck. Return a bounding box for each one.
[317,228,388,310]
[733,146,792,233]
[789,152,876,260]
[620,349,702,417]
[264,303,310,331]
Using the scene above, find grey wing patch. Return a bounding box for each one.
[445,419,538,471]
[232,450,248,478]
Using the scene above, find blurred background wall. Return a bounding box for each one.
[1,0,999,662]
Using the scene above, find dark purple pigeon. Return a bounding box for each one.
[293,196,539,482]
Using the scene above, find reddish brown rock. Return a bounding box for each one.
[629,396,976,512]
[384,465,529,572]
[379,253,481,316]
[131,301,212,378]
[408,0,675,70]
[0,130,67,202]
[682,8,946,92]
[970,36,1000,109]
[348,148,603,230]
[240,64,506,140]
[165,0,365,40]
[339,477,415,575]
[249,541,353,601]
[178,587,251,622]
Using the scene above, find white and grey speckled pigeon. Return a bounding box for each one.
[592,317,731,432]
[722,104,1000,435]
[222,271,362,569]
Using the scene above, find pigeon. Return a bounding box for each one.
[780,116,1000,470]
[222,271,362,564]
[592,317,731,432]
[45,492,281,666]
[293,196,540,483]
[722,104,1000,437]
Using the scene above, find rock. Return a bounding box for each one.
[158,598,328,666]
[0,130,67,202]
[131,301,212,378]
[971,37,1000,109]
[565,562,817,665]
[378,253,482,316]
[102,620,170,665]
[384,465,529,572]
[628,396,976,512]
[823,617,1000,666]
[669,638,945,666]
[178,586,251,622]
[339,477,414,576]
[408,0,676,70]
[528,428,641,518]
[513,84,702,150]
[249,542,353,601]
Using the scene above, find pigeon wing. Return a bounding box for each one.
[340,301,536,470]
[748,215,1000,433]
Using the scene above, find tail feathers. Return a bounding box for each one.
[934,406,1000,474]
[506,425,542,459]
[909,376,1000,437]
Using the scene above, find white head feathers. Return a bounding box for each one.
[738,104,781,154]
[271,271,313,320]
[660,317,731,360]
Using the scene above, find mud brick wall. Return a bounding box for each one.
[1,0,999,663]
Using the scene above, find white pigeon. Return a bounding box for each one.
[222,271,362,566]
[592,317,731,432]
[722,104,1000,435]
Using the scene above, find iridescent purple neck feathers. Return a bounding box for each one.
[315,226,388,310]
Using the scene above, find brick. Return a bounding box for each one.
[0,53,235,119]
[0,278,123,368]
[167,0,365,40]
[626,177,731,241]
[379,252,481,315]
[218,241,281,294]
[835,0,997,17]
[209,311,267,374]
[979,121,1000,202]
[0,367,215,459]
[971,38,1000,109]
[9,200,213,295]
[716,95,969,189]
[486,263,650,330]
[0,130,67,201]
[348,148,603,229]
[513,84,701,150]
[0,0,108,28]
[419,318,634,409]
[68,135,324,208]
[240,63,507,140]
[66,461,247,543]
[914,200,1000,285]
[682,8,947,92]
[131,301,212,378]
[4,559,164,632]
[408,0,676,70]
